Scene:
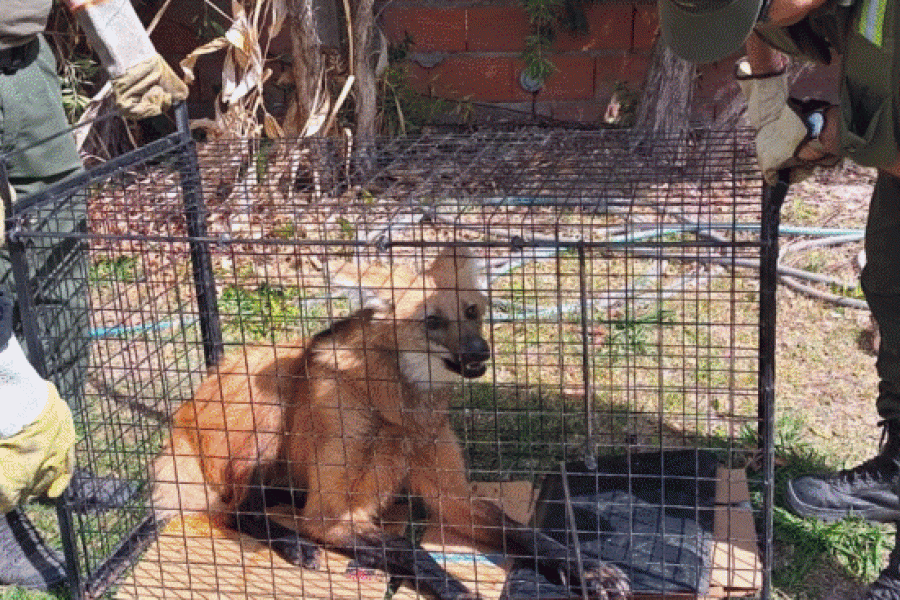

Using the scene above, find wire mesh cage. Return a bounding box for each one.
[3,117,774,600]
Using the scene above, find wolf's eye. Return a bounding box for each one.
[464,305,480,320]
[425,314,447,330]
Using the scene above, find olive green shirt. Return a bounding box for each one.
[756,0,899,169]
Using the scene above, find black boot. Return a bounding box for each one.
[866,527,900,599]
[786,420,900,522]
[0,508,67,590]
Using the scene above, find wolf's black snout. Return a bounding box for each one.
[461,335,491,365]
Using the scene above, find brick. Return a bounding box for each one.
[381,6,467,52]
[554,4,634,52]
[595,53,650,90]
[521,55,596,100]
[405,55,517,102]
[633,4,660,50]
[467,6,531,52]
[401,62,435,97]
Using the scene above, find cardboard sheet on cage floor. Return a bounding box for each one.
[117,475,760,600]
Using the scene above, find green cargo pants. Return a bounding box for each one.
[0,35,88,410]
[862,172,900,420]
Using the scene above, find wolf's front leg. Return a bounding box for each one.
[518,533,630,600]
[232,482,321,568]
[296,437,477,600]
[442,496,630,600]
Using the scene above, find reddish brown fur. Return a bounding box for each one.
[153,248,507,546]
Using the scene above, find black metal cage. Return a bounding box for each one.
[3,109,780,600]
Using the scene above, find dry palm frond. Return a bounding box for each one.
[182,0,355,141]
[182,0,282,138]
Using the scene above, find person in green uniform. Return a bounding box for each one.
[1,0,187,589]
[657,0,900,596]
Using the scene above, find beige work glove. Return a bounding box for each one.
[0,380,76,513]
[112,54,189,120]
[736,60,814,185]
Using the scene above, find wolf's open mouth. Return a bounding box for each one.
[443,358,487,379]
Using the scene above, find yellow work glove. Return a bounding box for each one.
[735,60,813,185]
[112,54,189,120]
[0,331,76,513]
[0,384,76,513]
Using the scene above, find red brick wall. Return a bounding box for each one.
[380,1,659,123]
[376,0,841,125]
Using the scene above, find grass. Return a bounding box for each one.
[0,590,68,600]
[218,282,306,340]
[89,256,140,286]
[764,413,892,599]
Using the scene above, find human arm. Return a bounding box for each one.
[63,0,188,119]
[738,22,843,183]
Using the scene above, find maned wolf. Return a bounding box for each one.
[152,247,629,600]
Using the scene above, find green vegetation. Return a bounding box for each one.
[90,256,140,286]
[0,588,68,600]
[218,283,306,341]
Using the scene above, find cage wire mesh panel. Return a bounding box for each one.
[8,128,767,600]
[3,129,215,597]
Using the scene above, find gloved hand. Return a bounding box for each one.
[0,334,76,514]
[67,0,189,119]
[735,59,840,184]
[112,54,189,120]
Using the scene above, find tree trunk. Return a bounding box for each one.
[288,0,326,134]
[352,0,377,139]
[633,37,695,137]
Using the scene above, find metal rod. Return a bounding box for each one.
[560,462,590,600]
[578,243,597,470]
[174,102,224,367]
[759,170,790,600]
[82,516,159,599]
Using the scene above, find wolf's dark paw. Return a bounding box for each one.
[273,538,321,570]
[576,558,630,600]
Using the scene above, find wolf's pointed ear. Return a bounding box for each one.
[426,246,488,292]
[329,261,393,313]
[329,260,421,313]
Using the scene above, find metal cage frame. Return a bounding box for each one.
[1,104,783,600]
